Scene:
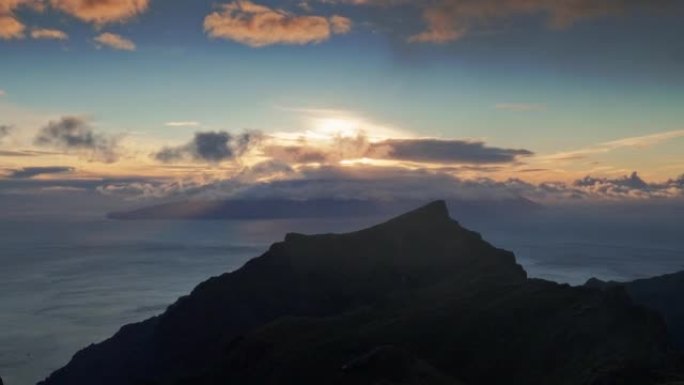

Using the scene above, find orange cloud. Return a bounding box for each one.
[0,0,40,13]
[0,14,23,39]
[0,0,42,39]
[2,0,148,40]
[31,27,68,40]
[94,32,136,51]
[204,0,352,47]
[409,0,669,43]
[327,0,671,44]
[49,0,149,25]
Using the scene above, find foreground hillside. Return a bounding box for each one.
[41,201,683,385]
[587,272,684,351]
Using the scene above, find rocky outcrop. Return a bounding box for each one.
[587,271,684,350]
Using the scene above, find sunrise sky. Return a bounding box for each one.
[1,0,684,208]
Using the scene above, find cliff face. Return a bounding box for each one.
[41,201,683,385]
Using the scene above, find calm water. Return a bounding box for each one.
[1,213,683,384]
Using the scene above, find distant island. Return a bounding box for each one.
[44,201,684,385]
[107,197,541,221]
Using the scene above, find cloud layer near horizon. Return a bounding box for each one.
[94,165,684,204]
[6,166,74,178]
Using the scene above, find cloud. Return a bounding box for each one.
[49,0,149,25]
[92,158,684,205]
[97,180,197,201]
[231,165,523,201]
[507,171,684,201]
[0,124,12,139]
[574,171,646,188]
[546,129,684,161]
[263,144,330,164]
[154,130,263,163]
[33,116,121,163]
[0,150,40,156]
[232,168,684,203]
[331,0,673,44]
[0,89,5,96]
[165,121,201,127]
[30,27,68,40]
[7,166,75,179]
[1,0,148,40]
[410,0,674,43]
[264,135,532,165]
[204,0,352,47]
[369,138,533,164]
[0,0,44,39]
[0,14,24,39]
[602,130,684,149]
[94,32,136,51]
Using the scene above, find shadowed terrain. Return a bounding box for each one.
[587,272,684,351]
[40,201,684,385]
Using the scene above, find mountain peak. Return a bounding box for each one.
[367,200,452,231]
[284,200,453,243]
[394,200,450,221]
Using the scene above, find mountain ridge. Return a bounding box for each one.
[586,271,684,350]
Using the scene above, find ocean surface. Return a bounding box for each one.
[1,212,683,385]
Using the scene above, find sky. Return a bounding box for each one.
[1,0,684,211]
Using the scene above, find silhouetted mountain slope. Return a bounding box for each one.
[587,271,684,350]
[41,201,683,385]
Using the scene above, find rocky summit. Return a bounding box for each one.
[40,201,684,385]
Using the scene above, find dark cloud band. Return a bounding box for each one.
[8,166,75,179]
[154,130,263,164]
[33,116,120,163]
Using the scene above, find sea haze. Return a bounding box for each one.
[1,207,683,385]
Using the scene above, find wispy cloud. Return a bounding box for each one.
[204,0,352,47]
[0,89,5,97]
[602,130,684,149]
[31,28,68,40]
[94,32,136,51]
[545,129,684,161]
[7,166,75,179]
[165,121,201,127]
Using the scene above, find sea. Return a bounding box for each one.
[1,210,683,385]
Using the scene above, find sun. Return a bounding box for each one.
[309,117,362,140]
